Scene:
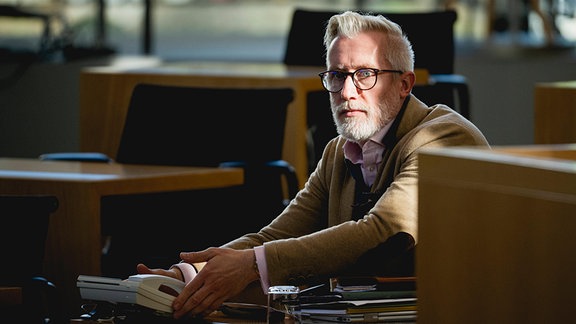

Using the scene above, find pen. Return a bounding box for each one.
[299,284,326,295]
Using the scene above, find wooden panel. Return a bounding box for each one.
[417,144,576,323]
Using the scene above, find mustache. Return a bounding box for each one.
[334,102,367,114]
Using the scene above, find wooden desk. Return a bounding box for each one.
[0,158,243,316]
[534,80,576,144]
[79,61,430,188]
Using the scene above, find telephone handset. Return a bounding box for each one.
[77,274,186,313]
[128,274,185,308]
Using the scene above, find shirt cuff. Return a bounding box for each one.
[254,245,270,293]
[171,262,197,284]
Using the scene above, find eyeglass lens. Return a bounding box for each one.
[321,69,379,92]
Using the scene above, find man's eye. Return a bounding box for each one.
[357,70,374,78]
[334,72,347,80]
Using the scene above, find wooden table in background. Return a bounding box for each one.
[0,158,243,317]
[534,80,576,144]
[79,61,324,188]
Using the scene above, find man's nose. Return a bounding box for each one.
[340,75,358,99]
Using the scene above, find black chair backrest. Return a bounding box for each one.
[116,84,294,167]
[101,84,296,278]
[0,195,58,285]
[283,8,457,74]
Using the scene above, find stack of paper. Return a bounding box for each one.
[299,276,417,323]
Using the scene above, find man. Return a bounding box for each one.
[137,10,490,319]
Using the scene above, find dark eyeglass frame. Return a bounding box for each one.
[318,68,403,93]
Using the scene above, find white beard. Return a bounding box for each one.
[331,95,398,143]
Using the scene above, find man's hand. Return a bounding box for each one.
[171,247,259,319]
[136,263,184,281]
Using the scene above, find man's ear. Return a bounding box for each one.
[399,71,415,96]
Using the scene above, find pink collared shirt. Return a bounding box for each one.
[342,125,389,186]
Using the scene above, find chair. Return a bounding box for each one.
[283,8,471,173]
[0,195,62,323]
[42,84,298,278]
[0,5,54,62]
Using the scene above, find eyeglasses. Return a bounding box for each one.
[318,68,403,93]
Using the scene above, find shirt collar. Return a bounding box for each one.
[343,119,395,163]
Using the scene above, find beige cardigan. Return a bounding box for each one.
[224,94,490,286]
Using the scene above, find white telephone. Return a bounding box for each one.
[77,274,185,313]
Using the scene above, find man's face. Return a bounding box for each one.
[326,31,409,143]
